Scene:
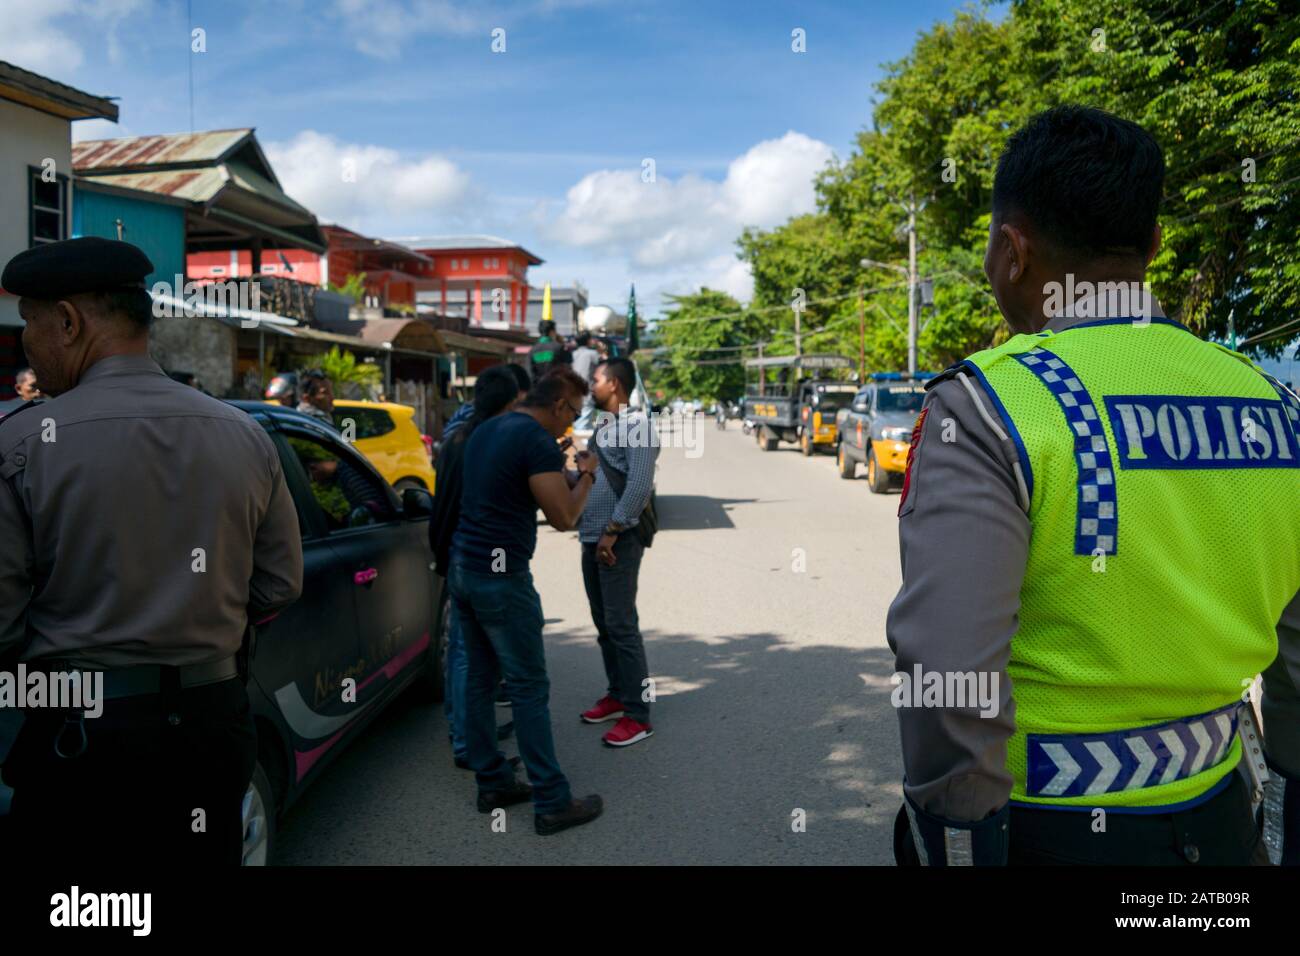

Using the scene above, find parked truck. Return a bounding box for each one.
[742,354,857,454]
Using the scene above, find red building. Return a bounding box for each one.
[389,235,542,329]
[188,224,432,312]
[188,231,542,329]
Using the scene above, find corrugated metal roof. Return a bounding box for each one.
[76,167,228,203]
[72,129,251,172]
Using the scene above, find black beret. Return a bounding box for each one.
[1,237,154,300]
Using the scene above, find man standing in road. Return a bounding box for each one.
[450,366,604,835]
[887,107,1300,866]
[529,319,572,381]
[0,237,304,866]
[570,332,601,431]
[297,368,336,426]
[578,357,659,747]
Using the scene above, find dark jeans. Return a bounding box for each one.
[895,769,1270,865]
[448,561,571,813]
[581,532,650,723]
[3,676,255,866]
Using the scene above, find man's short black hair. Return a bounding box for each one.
[992,105,1164,259]
[505,362,530,393]
[521,366,588,408]
[473,364,522,419]
[596,357,636,397]
[538,319,557,337]
[575,331,591,347]
[87,288,154,329]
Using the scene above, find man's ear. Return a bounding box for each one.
[54,299,86,344]
[1000,222,1031,285]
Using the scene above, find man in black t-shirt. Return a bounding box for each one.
[449,367,605,835]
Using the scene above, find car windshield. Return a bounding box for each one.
[876,387,925,412]
[813,388,856,412]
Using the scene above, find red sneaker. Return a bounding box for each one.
[602,717,653,747]
[580,695,624,724]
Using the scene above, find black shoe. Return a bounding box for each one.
[535,795,603,836]
[456,754,521,772]
[477,776,532,813]
[497,721,514,741]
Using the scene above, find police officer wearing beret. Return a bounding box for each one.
[888,107,1300,866]
[0,237,303,865]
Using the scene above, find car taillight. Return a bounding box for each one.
[421,434,434,460]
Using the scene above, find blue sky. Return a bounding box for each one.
[1,0,1002,316]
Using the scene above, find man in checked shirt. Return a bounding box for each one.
[578,357,660,747]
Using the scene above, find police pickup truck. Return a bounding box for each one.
[742,354,856,455]
[834,373,930,492]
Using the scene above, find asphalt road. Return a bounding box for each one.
[275,419,909,865]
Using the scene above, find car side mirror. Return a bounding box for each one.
[402,486,434,518]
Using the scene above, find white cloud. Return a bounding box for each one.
[537,131,831,303]
[0,0,147,75]
[330,0,485,59]
[264,130,474,231]
[329,0,611,58]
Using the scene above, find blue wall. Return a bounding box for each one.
[72,188,185,287]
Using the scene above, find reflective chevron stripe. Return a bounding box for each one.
[1025,703,1240,799]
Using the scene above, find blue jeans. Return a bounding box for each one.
[448,561,572,813]
[442,594,468,760]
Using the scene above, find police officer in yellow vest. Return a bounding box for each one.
[888,106,1300,866]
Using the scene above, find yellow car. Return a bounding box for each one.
[332,400,436,493]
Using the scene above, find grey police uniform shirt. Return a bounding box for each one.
[0,354,304,670]
[886,307,1300,822]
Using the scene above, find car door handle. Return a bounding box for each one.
[354,568,379,586]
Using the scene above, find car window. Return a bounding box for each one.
[877,387,926,412]
[334,406,394,440]
[284,431,396,532]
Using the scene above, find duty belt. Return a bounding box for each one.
[1025,702,1240,798]
[27,656,239,700]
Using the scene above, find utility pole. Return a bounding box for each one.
[906,194,917,378]
[857,293,865,379]
[757,340,766,393]
[793,303,802,360]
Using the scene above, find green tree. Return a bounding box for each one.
[300,345,382,395]
[650,289,759,403]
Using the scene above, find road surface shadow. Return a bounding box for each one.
[654,495,757,531]
[273,625,903,866]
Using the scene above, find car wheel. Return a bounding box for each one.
[867,447,890,494]
[757,427,778,452]
[837,443,856,479]
[241,761,275,866]
[801,431,814,456]
[394,477,426,492]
